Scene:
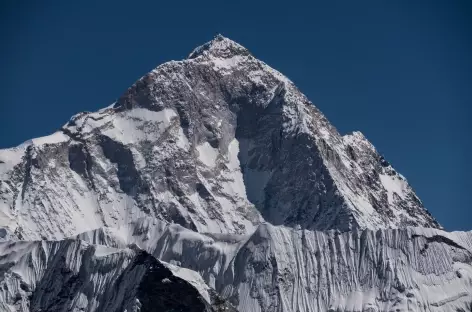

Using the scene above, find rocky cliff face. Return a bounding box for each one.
[0,35,468,312]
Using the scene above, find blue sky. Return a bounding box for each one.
[1,1,470,230]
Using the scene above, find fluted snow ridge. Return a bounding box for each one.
[0,237,236,312]
[77,218,472,312]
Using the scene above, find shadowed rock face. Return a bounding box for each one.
[134,250,210,312]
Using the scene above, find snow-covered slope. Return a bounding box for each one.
[0,35,439,242]
[0,237,236,312]
[0,35,468,312]
[76,218,472,312]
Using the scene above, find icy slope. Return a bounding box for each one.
[76,218,472,312]
[0,35,439,241]
[0,237,236,312]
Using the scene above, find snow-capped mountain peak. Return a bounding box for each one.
[188,34,251,59]
[0,36,440,242]
[0,35,468,312]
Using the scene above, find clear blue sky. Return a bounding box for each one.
[1,1,470,230]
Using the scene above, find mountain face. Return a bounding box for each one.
[0,35,439,241]
[0,35,469,312]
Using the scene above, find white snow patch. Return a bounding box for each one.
[379,173,407,204]
[175,127,190,150]
[219,139,249,202]
[130,147,146,169]
[0,147,25,178]
[127,108,177,123]
[227,139,240,171]
[196,142,218,168]
[31,131,69,146]
[163,262,211,304]
[211,55,244,72]
[94,245,121,257]
[102,108,177,144]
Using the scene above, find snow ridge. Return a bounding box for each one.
[0,237,235,312]
[75,218,472,312]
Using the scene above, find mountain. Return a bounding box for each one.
[0,35,439,241]
[0,35,469,312]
